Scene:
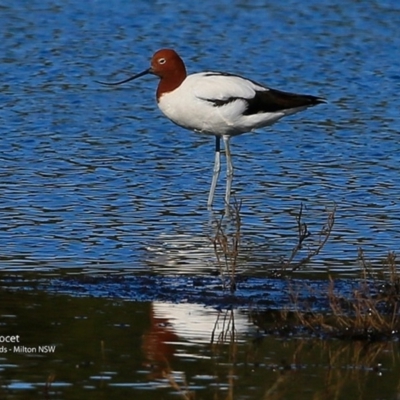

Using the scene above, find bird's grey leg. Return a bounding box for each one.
[207,136,221,207]
[223,135,233,207]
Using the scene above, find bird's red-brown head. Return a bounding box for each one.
[150,49,186,77]
[150,49,187,100]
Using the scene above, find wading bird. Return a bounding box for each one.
[97,49,325,208]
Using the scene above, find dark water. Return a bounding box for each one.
[1,0,400,398]
[1,289,399,400]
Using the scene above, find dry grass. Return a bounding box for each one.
[210,199,242,293]
[254,250,400,340]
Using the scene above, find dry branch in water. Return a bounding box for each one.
[281,203,336,273]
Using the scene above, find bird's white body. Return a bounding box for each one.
[157,72,307,137]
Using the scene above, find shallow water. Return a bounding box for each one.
[2,0,400,398]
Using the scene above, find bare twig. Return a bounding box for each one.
[281,203,336,272]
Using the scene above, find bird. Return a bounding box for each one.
[97,49,325,208]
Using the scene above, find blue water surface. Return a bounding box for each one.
[1,0,400,274]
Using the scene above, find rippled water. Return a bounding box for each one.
[1,1,400,274]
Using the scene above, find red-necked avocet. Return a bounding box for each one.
[97,49,325,208]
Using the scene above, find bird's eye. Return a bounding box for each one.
[158,58,166,64]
